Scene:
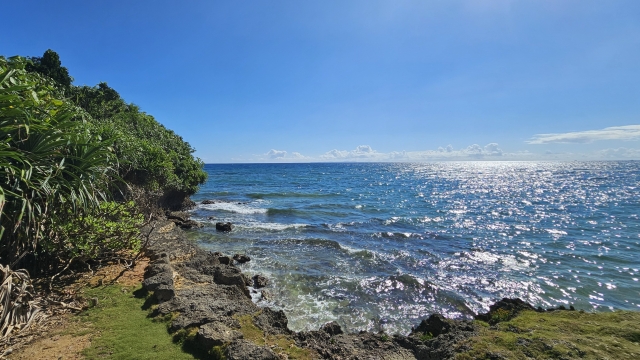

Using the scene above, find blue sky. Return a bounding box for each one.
[3,0,640,162]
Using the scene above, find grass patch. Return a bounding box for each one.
[234,313,313,360]
[454,310,640,360]
[76,284,196,360]
[419,332,433,342]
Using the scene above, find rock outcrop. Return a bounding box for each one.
[141,220,497,359]
[215,222,233,232]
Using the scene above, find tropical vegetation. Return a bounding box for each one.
[1,50,205,279]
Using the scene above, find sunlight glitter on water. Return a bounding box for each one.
[190,161,640,334]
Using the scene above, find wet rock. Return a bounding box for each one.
[201,199,217,204]
[252,274,269,288]
[321,321,343,336]
[233,254,251,263]
[197,322,243,348]
[217,255,232,265]
[225,340,279,360]
[216,222,233,232]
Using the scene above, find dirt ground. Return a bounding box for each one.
[3,258,149,360]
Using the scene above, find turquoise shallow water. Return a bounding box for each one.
[189,161,640,335]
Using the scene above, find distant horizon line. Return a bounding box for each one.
[203,159,640,165]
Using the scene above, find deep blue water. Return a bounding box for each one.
[189,162,640,334]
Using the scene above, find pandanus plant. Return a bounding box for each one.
[0,56,115,269]
[0,55,119,335]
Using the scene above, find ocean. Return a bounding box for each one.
[188,161,640,335]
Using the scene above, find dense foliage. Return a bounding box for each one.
[0,50,206,273]
[70,83,207,195]
[0,55,115,269]
[27,50,207,198]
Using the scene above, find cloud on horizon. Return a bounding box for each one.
[314,143,508,162]
[266,149,287,159]
[528,125,640,144]
[246,142,640,163]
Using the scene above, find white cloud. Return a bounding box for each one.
[266,149,287,159]
[260,149,310,161]
[528,125,640,144]
[319,143,505,161]
[321,145,380,160]
[249,142,640,162]
[594,147,640,159]
[321,149,350,159]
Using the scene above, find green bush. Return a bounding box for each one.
[0,55,115,268]
[50,201,144,262]
[1,50,206,272]
[27,49,207,198]
[68,81,207,196]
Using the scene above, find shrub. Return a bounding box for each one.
[0,55,115,268]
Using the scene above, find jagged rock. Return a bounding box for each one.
[254,308,291,335]
[178,219,203,229]
[225,340,279,360]
[475,298,536,323]
[144,263,172,279]
[242,274,252,286]
[154,285,175,302]
[321,321,343,336]
[233,254,251,264]
[142,270,173,291]
[201,199,217,204]
[197,322,243,348]
[214,266,245,287]
[216,222,233,232]
[252,274,269,288]
[413,314,453,337]
[142,267,175,302]
[144,217,487,360]
[166,211,190,222]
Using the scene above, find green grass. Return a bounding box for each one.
[75,284,196,360]
[454,310,640,359]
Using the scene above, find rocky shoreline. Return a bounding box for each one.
[144,216,565,360]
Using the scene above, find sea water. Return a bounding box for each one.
[188,162,640,335]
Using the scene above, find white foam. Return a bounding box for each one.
[199,202,267,214]
[236,222,307,231]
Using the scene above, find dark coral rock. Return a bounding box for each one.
[225,340,279,360]
[233,254,251,263]
[254,308,291,335]
[216,222,233,232]
[252,274,269,288]
[321,321,343,336]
